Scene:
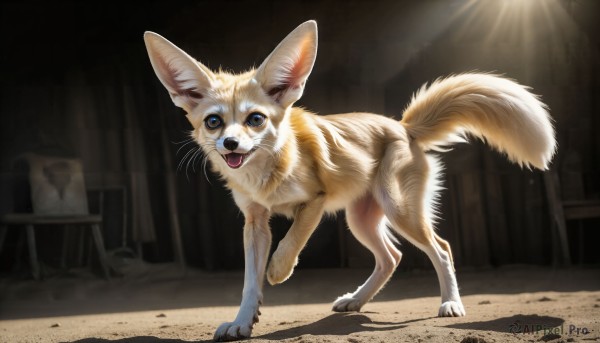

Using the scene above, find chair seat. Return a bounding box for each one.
[1,213,102,225]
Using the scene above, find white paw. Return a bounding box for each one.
[266,248,297,285]
[213,321,253,342]
[438,300,466,317]
[332,293,364,312]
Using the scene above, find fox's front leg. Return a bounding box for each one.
[214,203,271,342]
[267,194,325,285]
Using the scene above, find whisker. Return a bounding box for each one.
[185,146,201,180]
[191,149,202,173]
[178,147,197,172]
[171,135,194,145]
[170,133,217,185]
[174,135,194,142]
[176,138,196,156]
[191,148,204,174]
[202,156,211,184]
[252,139,280,159]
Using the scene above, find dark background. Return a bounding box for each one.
[1,0,599,274]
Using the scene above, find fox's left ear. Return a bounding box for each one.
[255,20,318,107]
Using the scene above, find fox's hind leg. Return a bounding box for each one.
[333,193,401,312]
[375,141,465,317]
[434,233,454,271]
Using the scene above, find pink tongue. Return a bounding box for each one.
[225,153,244,168]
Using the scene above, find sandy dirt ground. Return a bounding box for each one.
[1,264,599,343]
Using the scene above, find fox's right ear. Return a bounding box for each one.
[144,32,214,112]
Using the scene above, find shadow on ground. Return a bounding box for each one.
[445,314,565,334]
[67,313,409,343]
[257,312,426,340]
[70,337,197,343]
[44,313,569,343]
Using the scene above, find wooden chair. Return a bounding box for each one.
[0,153,111,279]
[544,171,600,265]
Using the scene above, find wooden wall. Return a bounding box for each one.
[1,0,598,272]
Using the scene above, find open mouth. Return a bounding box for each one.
[221,149,257,169]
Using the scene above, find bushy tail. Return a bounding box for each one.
[400,73,556,170]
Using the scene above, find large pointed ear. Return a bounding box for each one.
[255,20,318,107]
[144,32,215,112]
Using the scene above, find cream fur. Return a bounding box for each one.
[144,20,556,341]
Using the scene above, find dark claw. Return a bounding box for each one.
[214,326,249,342]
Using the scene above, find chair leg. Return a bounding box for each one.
[578,221,585,264]
[553,214,572,265]
[91,224,111,279]
[0,225,7,254]
[25,225,41,280]
[61,225,70,269]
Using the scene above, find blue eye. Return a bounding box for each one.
[205,115,223,130]
[246,112,266,127]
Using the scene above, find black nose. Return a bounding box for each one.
[223,137,239,151]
